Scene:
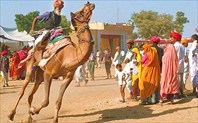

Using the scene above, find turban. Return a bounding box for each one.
[1,50,7,56]
[151,36,160,43]
[181,38,188,44]
[170,32,182,41]
[126,39,134,45]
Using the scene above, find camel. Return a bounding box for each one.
[8,2,95,122]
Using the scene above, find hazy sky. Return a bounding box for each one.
[0,0,197,38]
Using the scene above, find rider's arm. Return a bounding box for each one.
[30,17,38,32]
[30,12,51,33]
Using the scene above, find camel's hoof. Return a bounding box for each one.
[8,111,16,121]
[28,115,33,123]
[29,106,38,115]
[53,120,58,123]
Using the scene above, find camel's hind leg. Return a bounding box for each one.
[29,72,52,115]
[8,58,35,121]
[53,72,75,123]
[27,68,44,122]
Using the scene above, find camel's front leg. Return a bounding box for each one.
[54,72,74,123]
[8,59,35,121]
[29,72,52,115]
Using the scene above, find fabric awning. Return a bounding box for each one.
[0,26,34,42]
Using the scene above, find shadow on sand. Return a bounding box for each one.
[40,96,196,122]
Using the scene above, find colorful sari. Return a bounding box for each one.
[131,48,142,98]
[10,52,20,79]
[131,48,142,85]
[139,44,160,99]
[160,44,179,100]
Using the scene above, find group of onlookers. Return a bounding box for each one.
[112,32,198,104]
[0,45,29,87]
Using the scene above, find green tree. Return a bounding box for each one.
[132,32,138,40]
[129,10,188,39]
[174,11,189,33]
[15,11,43,32]
[60,15,72,35]
[15,11,71,35]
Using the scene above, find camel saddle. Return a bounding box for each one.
[34,37,72,67]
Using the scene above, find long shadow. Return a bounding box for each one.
[93,78,115,81]
[40,96,197,122]
[86,83,115,87]
[0,86,22,90]
[174,96,194,104]
[58,105,198,123]
[0,90,18,94]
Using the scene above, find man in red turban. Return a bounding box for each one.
[170,32,182,42]
[1,50,9,87]
[170,31,186,98]
[1,50,7,57]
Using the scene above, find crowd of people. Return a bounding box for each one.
[75,32,198,105]
[113,32,198,104]
[0,45,30,87]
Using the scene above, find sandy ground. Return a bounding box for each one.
[0,65,198,123]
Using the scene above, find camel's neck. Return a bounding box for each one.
[76,25,93,64]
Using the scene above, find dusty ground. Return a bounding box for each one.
[0,65,198,123]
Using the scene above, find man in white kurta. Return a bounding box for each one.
[96,50,101,68]
[189,34,198,94]
[124,39,134,64]
[181,38,189,90]
[171,32,185,97]
[75,62,88,87]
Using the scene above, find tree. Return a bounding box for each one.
[60,15,72,35]
[129,10,189,39]
[174,11,189,33]
[132,32,138,40]
[15,11,43,32]
[15,11,71,35]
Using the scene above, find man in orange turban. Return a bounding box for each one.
[170,31,185,98]
[181,38,189,90]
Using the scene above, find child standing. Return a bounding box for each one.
[123,59,133,100]
[115,64,127,103]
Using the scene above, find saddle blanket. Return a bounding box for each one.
[38,37,72,67]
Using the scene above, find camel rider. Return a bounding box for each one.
[30,0,64,48]
[19,0,64,66]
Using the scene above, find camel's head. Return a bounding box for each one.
[71,2,95,30]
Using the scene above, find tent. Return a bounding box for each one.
[0,26,34,42]
[0,26,34,51]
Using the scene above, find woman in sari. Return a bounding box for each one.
[160,44,179,104]
[139,44,160,104]
[131,48,142,100]
[10,51,20,80]
[17,48,27,80]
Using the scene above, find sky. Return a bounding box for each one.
[0,0,198,38]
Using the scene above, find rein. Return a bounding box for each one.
[74,24,94,45]
[74,24,89,36]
